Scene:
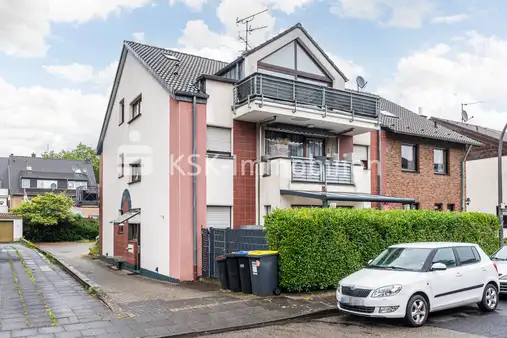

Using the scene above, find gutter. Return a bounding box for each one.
[192,96,198,280]
[461,144,473,211]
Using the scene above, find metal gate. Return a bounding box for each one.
[202,228,269,278]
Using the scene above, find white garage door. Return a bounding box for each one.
[206,206,231,229]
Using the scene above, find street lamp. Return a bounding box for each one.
[498,124,507,247]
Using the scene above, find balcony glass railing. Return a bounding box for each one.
[291,157,353,184]
[234,73,379,119]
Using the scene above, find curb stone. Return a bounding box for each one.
[20,239,132,317]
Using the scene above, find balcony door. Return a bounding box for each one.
[265,130,324,158]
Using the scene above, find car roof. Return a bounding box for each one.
[390,242,478,249]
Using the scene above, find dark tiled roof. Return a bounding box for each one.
[124,41,228,95]
[215,23,348,81]
[379,97,480,146]
[1,156,96,196]
[0,157,8,189]
[431,117,507,142]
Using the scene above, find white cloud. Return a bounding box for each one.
[0,0,153,57]
[43,62,118,87]
[169,0,208,11]
[132,32,145,43]
[328,52,367,89]
[431,13,468,24]
[331,0,434,28]
[377,31,507,130]
[0,76,107,156]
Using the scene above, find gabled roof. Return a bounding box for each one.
[430,117,507,142]
[215,23,348,82]
[2,156,96,196]
[97,41,228,154]
[379,97,480,146]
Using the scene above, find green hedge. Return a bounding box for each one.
[264,208,500,292]
[23,217,99,242]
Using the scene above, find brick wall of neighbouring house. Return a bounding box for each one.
[370,130,388,208]
[382,133,466,211]
[233,121,257,227]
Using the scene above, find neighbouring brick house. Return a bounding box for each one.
[370,99,480,211]
[431,117,507,215]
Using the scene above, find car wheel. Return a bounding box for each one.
[478,283,498,312]
[405,294,429,327]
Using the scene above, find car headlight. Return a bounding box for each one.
[500,274,507,280]
[371,285,403,298]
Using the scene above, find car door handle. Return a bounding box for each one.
[482,267,487,272]
[456,272,463,277]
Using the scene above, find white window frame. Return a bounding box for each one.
[21,179,30,188]
[206,206,232,229]
[130,94,142,121]
[207,126,232,155]
[68,181,88,190]
[130,161,142,183]
[37,180,58,189]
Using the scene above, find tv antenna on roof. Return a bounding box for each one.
[356,76,367,92]
[236,9,268,52]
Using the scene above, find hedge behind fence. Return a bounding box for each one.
[264,208,500,292]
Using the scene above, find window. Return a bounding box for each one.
[128,223,140,241]
[37,180,58,189]
[455,246,479,265]
[434,148,448,174]
[207,126,231,155]
[118,224,124,234]
[353,145,368,169]
[434,203,443,211]
[265,205,272,215]
[411,203,420,210]
[130,162,141,183]
[119,99,125,125]
[118,154,124,178]
[206,206,231,229]
[447,204,455,211]
[368,247,432,272]
[68,181,88,190]
[0,197,7,207]
[432,248,456,268]
[401,144,418,171]
[21,179,30,188]
[130,95,142,121]
[265,130,324,158]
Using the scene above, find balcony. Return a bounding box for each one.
[75,185,99,207]
[233,73,380,133]
[291,157,353,184]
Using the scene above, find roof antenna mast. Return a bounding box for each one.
[236,9,268,52]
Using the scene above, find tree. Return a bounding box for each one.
[12,193,74,226]
[42,143,100,183]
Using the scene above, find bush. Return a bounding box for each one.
[89,236,100,256]
[23,216,99,242]
[264,208,500,292]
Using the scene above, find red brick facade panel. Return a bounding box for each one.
[383,133,465,211]
[233,120,257,227]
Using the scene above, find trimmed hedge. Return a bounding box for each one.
[23,217,99,242]
[264,208,500,292]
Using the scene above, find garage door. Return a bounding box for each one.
[206,206,231,229]
[0,221,14,243]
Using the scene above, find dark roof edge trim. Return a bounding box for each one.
[383,126,481,146]
[197,74,238,84]
[280,189,417,204]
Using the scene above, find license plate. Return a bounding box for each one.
[341,296,364,306]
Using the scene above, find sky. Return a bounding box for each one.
[1,0,507,156]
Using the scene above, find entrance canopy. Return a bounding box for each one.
[111,209,140,225]
[280,190,416,204]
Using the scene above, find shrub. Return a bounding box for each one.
[23,216,99,242]
[264,208,500,292]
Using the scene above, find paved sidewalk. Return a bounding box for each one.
[37,242,338,337]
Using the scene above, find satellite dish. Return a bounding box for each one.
[461,109,469,122]
[50,183,57,190]
[356,76,367,91]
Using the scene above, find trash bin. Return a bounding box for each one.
[216,256,230,290]
[225,253,242,292]
[235,251,252,294]
[248,250,281,297]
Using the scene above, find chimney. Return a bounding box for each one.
[418,107,423,115]
[31,153,36,158]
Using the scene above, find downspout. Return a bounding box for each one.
[192,95,198,280]
[461,144,473,211]
[377,127,382,209]
[257,117,277,225]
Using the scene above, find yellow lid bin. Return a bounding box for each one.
[248,250,279,256]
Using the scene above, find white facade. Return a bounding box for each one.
[466,156,507,215]
[101,51,171,275]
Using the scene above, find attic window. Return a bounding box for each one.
[380,110,398,118]
[163,53,179,62]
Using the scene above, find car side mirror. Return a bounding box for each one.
[431,262,447,271]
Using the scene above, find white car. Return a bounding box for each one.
[336,242,499,327]
[490,246,507,294]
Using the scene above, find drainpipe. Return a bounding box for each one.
[461,144,473,211]
[257,117,277,225]
[192,95,198,280]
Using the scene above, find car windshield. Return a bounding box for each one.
[368,247,432,272]
[491,246,507,261]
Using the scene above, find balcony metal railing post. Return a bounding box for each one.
[292,80,297,113]
[259,74,264,106]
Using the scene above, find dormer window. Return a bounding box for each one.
[21,179,30,188]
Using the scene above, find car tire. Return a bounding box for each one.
[478,283,499,312]
[405,294,429,327]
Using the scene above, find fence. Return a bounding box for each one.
[202,228,269,278]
